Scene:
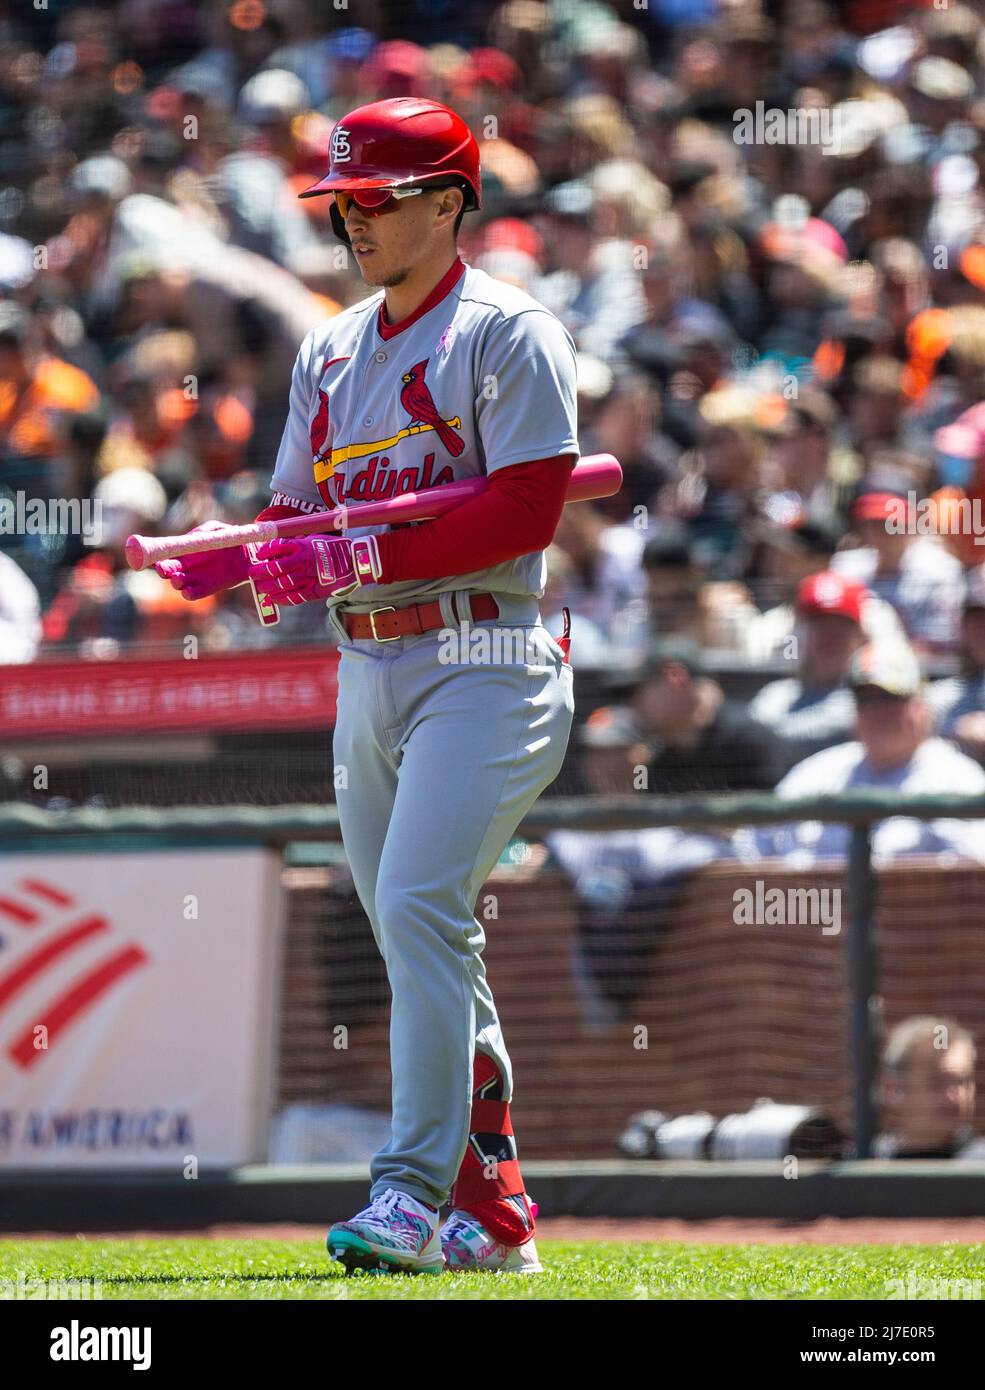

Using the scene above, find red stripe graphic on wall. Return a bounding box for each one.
[0,898,39,926]
[7,945,149,1070]
[0,916,109,1010]
[21,880,76,908]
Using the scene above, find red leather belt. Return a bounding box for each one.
[341,592,500,643]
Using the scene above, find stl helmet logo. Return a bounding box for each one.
[332,125,352,163]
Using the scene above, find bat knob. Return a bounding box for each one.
[125,534,148,571]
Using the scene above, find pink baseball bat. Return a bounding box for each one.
[125,453,623,571]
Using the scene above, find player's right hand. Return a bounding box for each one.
[249,533,382,605]
[248,534,356,605]
[154,521,250,600]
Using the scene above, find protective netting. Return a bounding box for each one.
[272,827,985,1161]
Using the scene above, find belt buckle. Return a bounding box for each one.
[369,605,399,642]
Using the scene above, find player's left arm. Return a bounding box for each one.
[369,307,580,583]
[370,453,575,582]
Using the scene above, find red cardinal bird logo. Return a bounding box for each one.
[310,388,330,464]
[399,359,465,457]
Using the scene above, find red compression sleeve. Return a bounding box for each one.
[374,455,576,584]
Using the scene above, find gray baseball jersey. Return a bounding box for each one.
[269,258,579,607]
[269,257,579,1213]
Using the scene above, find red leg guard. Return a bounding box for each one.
[450,1053,536,1247]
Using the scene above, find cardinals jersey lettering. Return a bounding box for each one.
[269,260,579,609]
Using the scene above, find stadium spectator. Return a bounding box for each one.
[633,641,782,793]
[743,645,985,865]
[875,1016,985,1160]
[41,550,140,653]
[544,704,726,1026]
[540,543,609,672]
[755,214,848,369]
[675,385,767,580]
[41,467,169,653]
[748,571,869,770]
[845,358,906,462]
[617,250,740,449]
[575,703,653,798]
[0,551,42,663]
[832,491,965,651]
[214,69,320,269]
[533,179,648,362]
[610,525,757,661]
[578,369,679,523]
[0,301,100,459]
[572,351,614,438]
[743,517,909,663]
[760,385,853,537]
[927,568,985,763]
[931,401,985,570]
[471,217,544,295]
[551,500,646,633]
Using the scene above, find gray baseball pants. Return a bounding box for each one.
[331,599,574,1209]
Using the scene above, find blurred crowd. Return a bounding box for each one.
[5,0,985,807]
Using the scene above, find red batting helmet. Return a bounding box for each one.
[298,97,481,244]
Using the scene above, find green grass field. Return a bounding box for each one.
[2,1238,984,1300]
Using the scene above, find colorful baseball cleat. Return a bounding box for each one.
[327,1188,444,1275]
[440,1209,544,1273]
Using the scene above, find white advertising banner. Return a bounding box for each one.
[0,848,284,1168]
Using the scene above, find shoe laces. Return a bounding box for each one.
[353,1188,405,1232]
[443,1210,488,1244]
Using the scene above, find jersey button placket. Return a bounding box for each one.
[358,338,388,443]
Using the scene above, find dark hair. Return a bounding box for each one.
[642,529,695,571]
[641,639,706,679]
[434,181,471,237]
[422,180,473,237]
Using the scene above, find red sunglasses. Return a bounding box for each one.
[333,187,422,219]
[333,182,462,219]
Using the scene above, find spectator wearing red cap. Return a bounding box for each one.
[748,571,872,771]
[358,41,428,101]
[743,518,909,663]
[832,491,964,650]
[471,217,544,294]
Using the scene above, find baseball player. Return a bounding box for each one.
[157,98,580,1274]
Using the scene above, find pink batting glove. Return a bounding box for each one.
[154,521,250,600]
[249,533,382,606]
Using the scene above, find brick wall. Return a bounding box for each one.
[277,861,985,1159]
